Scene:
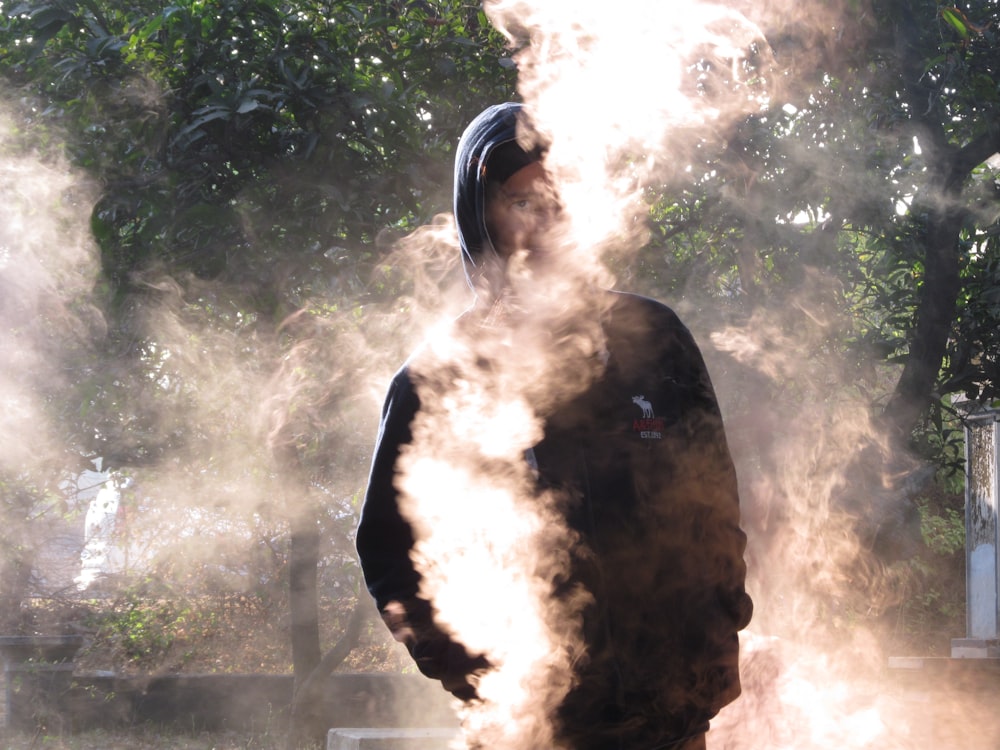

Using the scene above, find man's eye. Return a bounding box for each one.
[513,199,531,210]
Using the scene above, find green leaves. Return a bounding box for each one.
[4,2,73,63]
[940,6,971,40]
[0,0,517,480]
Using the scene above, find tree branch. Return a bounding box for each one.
[953,129,1000,188]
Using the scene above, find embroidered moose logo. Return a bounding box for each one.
[632,395,654,419]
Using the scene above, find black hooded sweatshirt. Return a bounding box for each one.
[356,102,752,748]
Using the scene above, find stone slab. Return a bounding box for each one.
[888,655,1000,693]
[950,638,1000,658]
[327,728,460,750]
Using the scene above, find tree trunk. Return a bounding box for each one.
[285,497,367,748]
[289,510,322,685]
[288,603,366,749]
[881,204,964,443]
[0,548,33,632]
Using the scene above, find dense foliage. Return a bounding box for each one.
[0,2,514,735]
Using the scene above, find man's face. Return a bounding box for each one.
[485,161,563,266]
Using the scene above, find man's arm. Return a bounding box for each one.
[356,368,489,700]
[665,314,753,716]
[679,325,753,633]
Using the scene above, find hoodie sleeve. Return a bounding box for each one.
[677,319,752,628]
[356,367,490,700]
[664,311,753,716]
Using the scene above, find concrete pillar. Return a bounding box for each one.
[953,404,1000,658]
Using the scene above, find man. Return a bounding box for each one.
[356,102,752,750]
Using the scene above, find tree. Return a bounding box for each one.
[635,0,997,504]
[641,0,999,447]
[591,0,998,647]
[802,0,1000,448]
[1,1,514,742]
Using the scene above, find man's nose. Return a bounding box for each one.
[534,197,562,223]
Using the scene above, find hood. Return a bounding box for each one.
[453,102,540,289]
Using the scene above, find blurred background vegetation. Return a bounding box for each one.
[0,0,998,736]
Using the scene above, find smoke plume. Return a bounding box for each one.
[382,1,989,748]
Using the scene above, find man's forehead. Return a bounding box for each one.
[500,162,555,193]
[502,184,552,197]
[484,139,545,186]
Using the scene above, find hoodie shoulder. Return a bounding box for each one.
[604,290,687,335]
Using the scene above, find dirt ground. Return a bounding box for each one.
[0,727,289,750]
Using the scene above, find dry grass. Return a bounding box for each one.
[0,728,290,750]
